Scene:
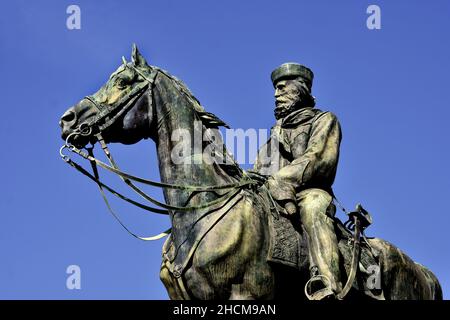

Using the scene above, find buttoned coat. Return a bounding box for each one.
[254,107,342,203]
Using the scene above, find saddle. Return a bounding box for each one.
[267,201,384,299]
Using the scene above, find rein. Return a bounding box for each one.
[60,62,256,241]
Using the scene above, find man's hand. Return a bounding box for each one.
[284,201,297,216]
[266,176,298,216]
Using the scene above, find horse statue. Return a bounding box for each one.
[59,44,442,300]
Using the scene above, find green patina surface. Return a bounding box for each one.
[59,45,442,300]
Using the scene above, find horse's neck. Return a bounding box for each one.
[152,73,238,208]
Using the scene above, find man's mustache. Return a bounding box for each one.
[274,88,312,120]
[276,97,289,105]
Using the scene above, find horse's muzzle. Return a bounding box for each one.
[60,108,77,140]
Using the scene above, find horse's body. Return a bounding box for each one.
[149,70,275,299]
[60,45,442,300]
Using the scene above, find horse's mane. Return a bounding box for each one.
[153,66,230,129]
[153,66,242,179]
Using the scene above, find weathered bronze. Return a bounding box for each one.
[255,62,343,299]
[59,45,442,300]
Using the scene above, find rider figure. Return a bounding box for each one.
[253,63,343,299]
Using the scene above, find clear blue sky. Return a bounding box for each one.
[1,0,449,299]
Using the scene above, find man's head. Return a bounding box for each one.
[271,63,315,119]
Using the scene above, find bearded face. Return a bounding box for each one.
[274,78,314,119]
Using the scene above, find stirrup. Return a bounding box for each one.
[304,274,337,300]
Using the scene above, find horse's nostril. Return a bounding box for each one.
[60,110,76,126]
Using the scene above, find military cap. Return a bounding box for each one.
[271,63,314,89]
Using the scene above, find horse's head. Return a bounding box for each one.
[60,44,156,148]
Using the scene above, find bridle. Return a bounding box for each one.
[60,59,257,241]
[77,58,157,136]
[60,60,373,300]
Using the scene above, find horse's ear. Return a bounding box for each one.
[131,43,148,67]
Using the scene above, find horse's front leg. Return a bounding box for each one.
[189,199,273,300]
[160,261,187,300]
[229,284,256,300]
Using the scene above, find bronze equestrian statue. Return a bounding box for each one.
[59,44,442,300]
